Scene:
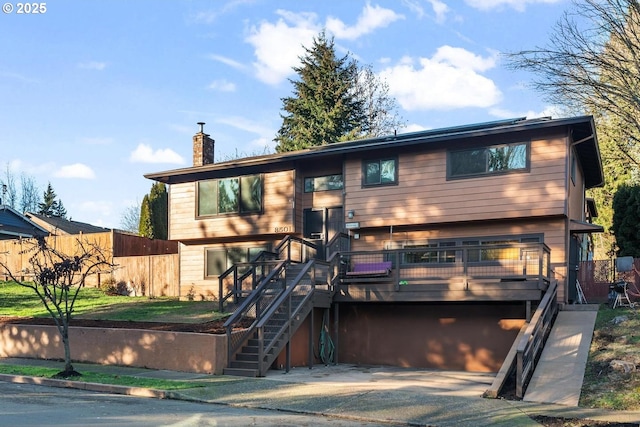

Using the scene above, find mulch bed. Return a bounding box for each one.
[0,316,249,334]
[531,416,638,426]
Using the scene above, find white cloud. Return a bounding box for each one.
[427,0,450,23]
[8,159,56,176]
[380,47,502,111]
[78,61,107,70]
[489,105,564,120]
[53,163,96,179]
[0,70,37,83]
[401,123,430,133]
[190,0,254,24]
[215,116,275,136]
[326,3,404,40]
[465,0,563,12]
[245,4,405,85]
[206,54,247,71]
[129,143,185,164]
[207,79,236,92]
[433,45,496,71]
[246,10,320,85]
[401,0,425,18]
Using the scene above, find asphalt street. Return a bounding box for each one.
[0,381,403,427]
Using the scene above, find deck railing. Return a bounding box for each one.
[339,242,551,288]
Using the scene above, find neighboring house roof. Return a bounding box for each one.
[144,115,604,189]
[0,206,49,239]
[24,212,112,235]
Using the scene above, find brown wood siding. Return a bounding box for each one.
[178,243,210,299]
[294,171,303,235]
[568,147,586,222]
[344,136,568,227]
[177,240,276,300]
[169,170,295,241]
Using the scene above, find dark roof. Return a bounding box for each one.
[0,206,49,239]
[145,115,604,189]
[25,212,112,235]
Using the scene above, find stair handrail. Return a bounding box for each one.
[255,259,321,375]
[255,260,318,329]
[325,232,350,260]
[224,260,289,363]
[274,235,319,262]
[218,249,279,312]
[515,280,558,398]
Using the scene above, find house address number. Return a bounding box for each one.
[274,226,292,233]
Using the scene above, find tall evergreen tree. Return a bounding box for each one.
[138,194,153,238]
[149,182,168,240]
[612,184,640,257]
[275,32,365,152]
[54,200,68,219]
[37,182,66,218]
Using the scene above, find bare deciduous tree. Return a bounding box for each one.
[20,174,41,214]
[119,202,141,234]
[505,0,640,167]
[1,164,17,208]
[0,237,112,377]
[354,64,406,138]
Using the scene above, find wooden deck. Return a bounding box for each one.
[335,243,551,303]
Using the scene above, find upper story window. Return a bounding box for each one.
[197,174,262,217]
[448,142,529,179]
[363,158,397,186]
[304,174,344,192]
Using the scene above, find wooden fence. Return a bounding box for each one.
[111,254,179,297]
[0,233,180,297]
[578,258,640,303]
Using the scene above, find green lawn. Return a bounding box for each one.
[0,281,224,323]
[0,363,205,390]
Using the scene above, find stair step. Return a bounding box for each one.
[242,345,258,354]
[236,352,259,362]
[229,360,260,370]
[223,367,258,377]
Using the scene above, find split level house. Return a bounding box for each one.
[145,116,604,378]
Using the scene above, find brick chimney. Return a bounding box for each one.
[193,122,215,167]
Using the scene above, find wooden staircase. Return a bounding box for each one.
[224,283,313,377]
[222,234,346,377]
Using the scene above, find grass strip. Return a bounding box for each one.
[0,364,205,391]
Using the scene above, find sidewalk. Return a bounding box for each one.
[1,357,640,427]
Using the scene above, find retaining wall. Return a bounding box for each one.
[0,325,229,374]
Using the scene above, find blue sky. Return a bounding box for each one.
[1,0,572,229]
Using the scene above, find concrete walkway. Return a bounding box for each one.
[524,305,599,406]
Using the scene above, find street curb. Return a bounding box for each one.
[0,373,168,399]
[0,373,419,427]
